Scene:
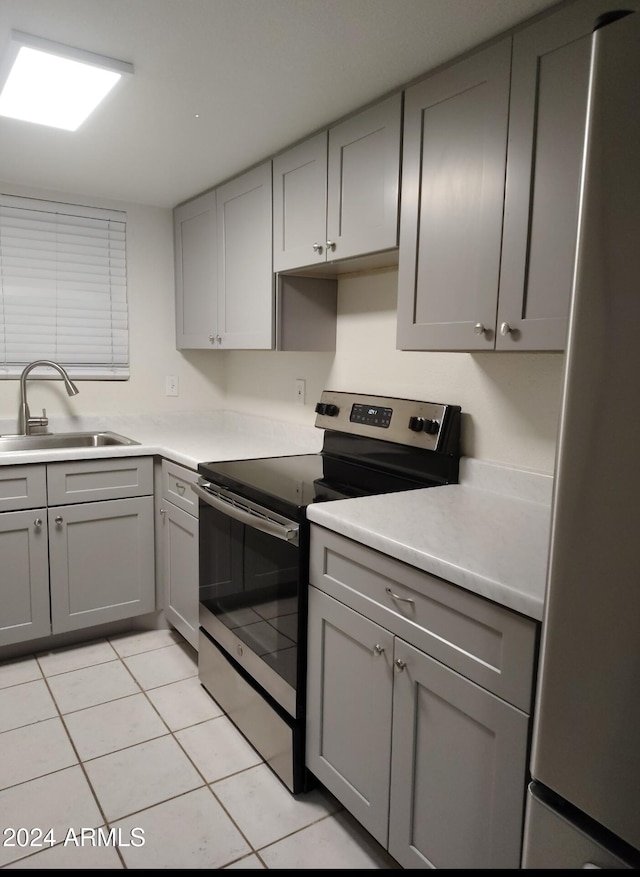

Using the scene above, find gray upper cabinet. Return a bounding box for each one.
[496,0,637,350]
[174,162,274,350]
[174,190,218,349]
[216,161,274,349]
[273,132,327,272]
[273,93,402,272]
[396,39,511,351]
[397,1,640,352]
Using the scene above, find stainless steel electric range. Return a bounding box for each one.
[195,391,462,794]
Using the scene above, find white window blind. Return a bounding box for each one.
[0,194,129,379]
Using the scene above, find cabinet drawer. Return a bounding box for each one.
[161,459,199,517]
[47,457,153,505]
[310,527,537,712]
[0,465,47,512]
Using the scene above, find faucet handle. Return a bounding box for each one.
[27,408,49,435]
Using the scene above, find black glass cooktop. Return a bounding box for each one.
[198,448,443,521]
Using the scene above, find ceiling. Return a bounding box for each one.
[0,0,561,209]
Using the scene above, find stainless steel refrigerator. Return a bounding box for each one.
[522,9,640,869]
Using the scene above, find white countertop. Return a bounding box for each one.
[307,457,553,622]
[0,410,324,468]
[0,410,552,622]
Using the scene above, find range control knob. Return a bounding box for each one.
[315,402,339,416]
[408,416,440,435]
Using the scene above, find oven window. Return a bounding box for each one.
[199,504,300,689]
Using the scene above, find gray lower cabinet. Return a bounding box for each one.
[272,93,402,272]
[0,507,50,645]
[0,457,155,647]
[159,459,199,650]
[306,526,537,869]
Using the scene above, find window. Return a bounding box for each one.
[0,194,129,379]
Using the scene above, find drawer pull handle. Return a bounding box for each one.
[385,587,415,605]
[394,659,407,672]
[373,644,385,656]
[175,482,186,495]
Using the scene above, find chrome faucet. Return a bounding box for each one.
[18,360,80,435]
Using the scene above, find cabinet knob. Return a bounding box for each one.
[159,508,166,516]
[474,322,486,335]
[34,518,43,529]
[54,516,63,526]
[394,658,407,672]
[500,322,512,336]
[373,644,385,656]
[312,242,323,253]
[325,240,336,252]
[209,335,216,344]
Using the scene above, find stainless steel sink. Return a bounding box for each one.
[0,431,139,452]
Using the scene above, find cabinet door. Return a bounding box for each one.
[388,639,529,869]
[272,132,328,272]
[396,39,511,351]
[306,587,394,847]
[0,509,50,646]
[496,0,625,350]
[174,190,219,349]
[216,162,274,349]
[160,501,199,650]
[48,497,155,633]
[327,93,401,261]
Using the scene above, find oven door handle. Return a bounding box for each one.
[193,482,299,545]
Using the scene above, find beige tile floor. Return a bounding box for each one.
[0,629,398,869]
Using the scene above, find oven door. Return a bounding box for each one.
[195,479,303,718]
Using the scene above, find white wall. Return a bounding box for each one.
[224,268,566,474]
[0,185,565,473]
[0,183,225,425]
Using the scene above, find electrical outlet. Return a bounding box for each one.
[165,375,179,396]
[295,378,305,405]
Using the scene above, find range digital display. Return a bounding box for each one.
[350,403,392,428]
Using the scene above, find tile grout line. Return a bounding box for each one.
[1,633,362,870]
[111,646,263,865]
[45,637,266,867]
[35,648,129,871]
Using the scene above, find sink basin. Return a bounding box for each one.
[0,431,139,452]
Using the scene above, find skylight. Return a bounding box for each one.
[0,31,133,131]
